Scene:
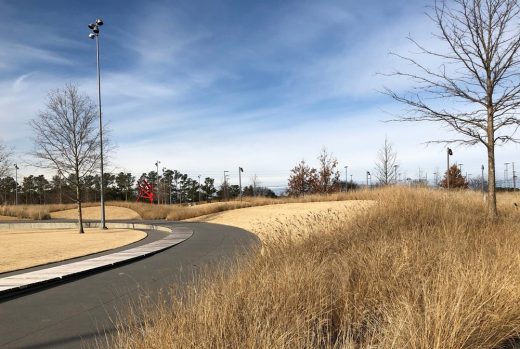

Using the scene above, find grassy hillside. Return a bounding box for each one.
[107,187,520,348]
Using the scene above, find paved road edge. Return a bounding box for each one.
[0,222,193,299]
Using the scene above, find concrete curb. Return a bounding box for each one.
[0,222,193,298]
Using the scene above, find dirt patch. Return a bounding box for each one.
[186,200,374,242]
[50,205,141,220]
[0,228,146,273]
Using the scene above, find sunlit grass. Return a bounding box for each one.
[105,187,520,348]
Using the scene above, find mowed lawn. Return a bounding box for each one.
[0,227,146,273]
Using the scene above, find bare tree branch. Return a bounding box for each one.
[384,0,520,219]
[30,84,104,233]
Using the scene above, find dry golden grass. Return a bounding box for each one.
[0,215,21,221]
[0,228,146,273]
[107,187,520,349]
[0,192,374,221]
[50,205,142,220]
[187,200,374,241]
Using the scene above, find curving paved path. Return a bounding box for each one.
[0,221,259,349]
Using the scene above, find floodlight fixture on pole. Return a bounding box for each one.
[481,165,485,193]
[513,162,516,192]
[88,17,106,229]
[344,166,348,191]
[505,162,510,189]
[155,161,161,204]
[198,175,201,202]
[14,164,19,205]
[238,167,244,201]
[447,148,453,190]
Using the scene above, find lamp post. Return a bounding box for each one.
[155,161,161,204]
[447,148,453,189]
[513,162,516,192]
[198,175,201,202]
[505,162,510,189]
[344,166,348,191]
[481,165,485,193]
[14,164,18,205]
[88,18,107,229]
[238,167,244,201]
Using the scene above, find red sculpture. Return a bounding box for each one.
[136,179,155,204]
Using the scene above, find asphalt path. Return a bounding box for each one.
[0,221,259,349]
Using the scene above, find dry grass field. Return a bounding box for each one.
[187,200,374,241]
[107,187,520,349]
[0,228,146,273]
[50,205,142,220]
[0,192,373,221]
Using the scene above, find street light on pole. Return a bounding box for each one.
[344,166,348,191]
[14,164,18,205]
[155,161,161,204]
[447,148,453,189]
[88,18,107,229]
[481,165,485,193]
[198,175,201,202]
[505,162,510,189]
[238,167,244,201]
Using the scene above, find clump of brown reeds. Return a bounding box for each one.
[0,205,51,220]
[106,187,520,348]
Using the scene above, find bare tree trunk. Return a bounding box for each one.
[487,117,497,219]
[75,174,84,234]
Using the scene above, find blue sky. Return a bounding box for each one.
[2,0,520,189]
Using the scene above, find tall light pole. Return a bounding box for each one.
[344,166,348,191]
[447,148,453,189]
[155,161,161,204]
[198,175,201,202]
[14,164,18,205]
[88,18,107,229]
[505,162,510,189]
[238,167,244,201]
[481,165,485,193]
[513,162,516,192]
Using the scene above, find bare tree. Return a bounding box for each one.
[250,174,260,196]
[384,0,520,219]
[317,148,341,193]
[30,84,101,233]
[0,143,13,178]
[374,137,399,185]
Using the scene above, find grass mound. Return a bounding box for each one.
[108,187,520,348]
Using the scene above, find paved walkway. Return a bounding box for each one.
[0,222,259,349]
[0,222,192,297]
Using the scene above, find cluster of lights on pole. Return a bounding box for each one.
[88,18,106,228]
[88,19,103,39]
